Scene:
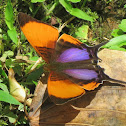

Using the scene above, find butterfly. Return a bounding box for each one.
[18,12,126,105]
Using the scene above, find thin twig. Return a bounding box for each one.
[58,16,75,33]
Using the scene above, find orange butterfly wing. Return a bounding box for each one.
[18,13,101,104]
[56,34,101,91]
[48,72,85,104]
[18,12,59,63]
[58,34,82,45]
[48,34,100,104]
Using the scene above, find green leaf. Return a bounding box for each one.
[7,29,18,44]
[124,4,126,8]
[2,106,17,123]
[68,0,81,3]
[26,66,43,82]
[71,8,93,22]
[119,19,126,32]
[13,65,22,76]
[30,56,39,61]
[5,0,14,30]
[31,0,45,3]
[5,59,14,67]
[103,35,126,51]
[0,83,9,93]
[75,25,89,42]
[0,63,8,79]
[59,0,93,22]
[5,112,17,123]
[111,29,124,37]
[32,81,38,86]
[59,0,72,11]
[0,50,14,62]
[0,120,8,125]
[0,90,21,105]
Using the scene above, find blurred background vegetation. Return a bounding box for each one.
[0,0,126,125]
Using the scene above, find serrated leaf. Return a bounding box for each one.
[31,0,45,3]
[5,0,14,30]
[0,90,21,105]
[59,0,93,22]
[119,19,126,32]
[68,0,81,3]
[7,29,18,44]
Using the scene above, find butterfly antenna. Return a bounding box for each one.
[94,41,108,50]
[104,74,126,86]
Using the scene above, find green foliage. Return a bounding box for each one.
[31,0,45,3]
[59,0,93,22]
[0,83,9,92]
[103,35,126,51]
[5,0,14,30]
[0,90,21,105]
[0,61,8,80]
[5,0,18,44]
[68,0,81,3]
[111,29,123,37]
[26,66,43,82]
[119,19,126,32]
[75,25,89,42]
[108,19,126,51]
[124,4,126,8]
[0,0,126,125]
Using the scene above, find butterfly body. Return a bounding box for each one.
[18,13,125,104]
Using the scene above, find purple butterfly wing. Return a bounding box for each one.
[51,34,106,86]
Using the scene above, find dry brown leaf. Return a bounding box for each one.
[98,48,126,81]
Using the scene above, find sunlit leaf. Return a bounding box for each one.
[0,120,8,125]
[7,29,18,44]
[31,0,45,3]
[75,25,89,42]
[111,29,124,37]
[59,0,93,22]
[59,0,72,11]
[68,0,81,3]
[0,62,8,79]
[103,35,126,51]
[0,50,14,62]
[0,90,21,105]
[119,19,126,32]
[30,56,39,61]
[0,83,9,93]
[5,0,14,30]
[5,112,17,123]
[124,4,126,8]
